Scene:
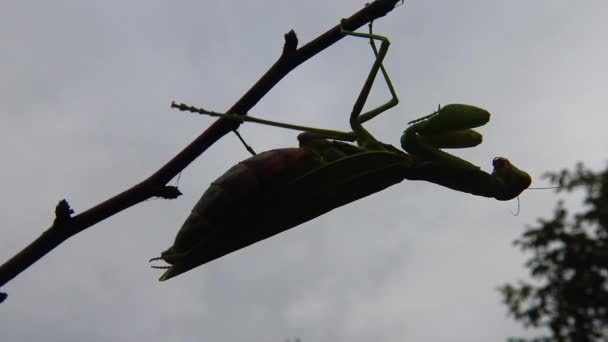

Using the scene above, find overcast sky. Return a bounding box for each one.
[2,1,607,341]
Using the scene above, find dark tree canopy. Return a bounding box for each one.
[501,163,608,342]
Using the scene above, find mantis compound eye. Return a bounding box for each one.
[493,157,511,169]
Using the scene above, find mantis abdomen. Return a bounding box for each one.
[157,143,412,280]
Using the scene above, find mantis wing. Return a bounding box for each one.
[158,150,411,280]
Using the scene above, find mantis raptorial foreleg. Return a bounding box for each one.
[401,104,491,169]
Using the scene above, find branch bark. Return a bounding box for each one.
[0,0,402,302]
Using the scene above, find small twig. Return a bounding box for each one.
[282,30,298,57]
[153,186,182,200]
[53,199,74,227]
[0,0,403,301]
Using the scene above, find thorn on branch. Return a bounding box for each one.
[154,186,182,200]
[282,30,298,57]
[53,199,74,226]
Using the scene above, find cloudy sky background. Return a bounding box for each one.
[2,1,607,341]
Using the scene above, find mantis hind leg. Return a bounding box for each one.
[340,22,399,145]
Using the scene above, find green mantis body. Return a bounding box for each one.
[154,24,531,280]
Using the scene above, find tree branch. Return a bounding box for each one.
[0,0,402,303]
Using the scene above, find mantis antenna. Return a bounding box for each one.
[510,197,521,216]
[511,185,568,216]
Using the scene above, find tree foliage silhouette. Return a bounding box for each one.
[501,163,608,341]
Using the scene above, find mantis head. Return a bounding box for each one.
[492,157,532,201]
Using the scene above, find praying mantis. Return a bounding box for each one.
[152,23,532,281]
